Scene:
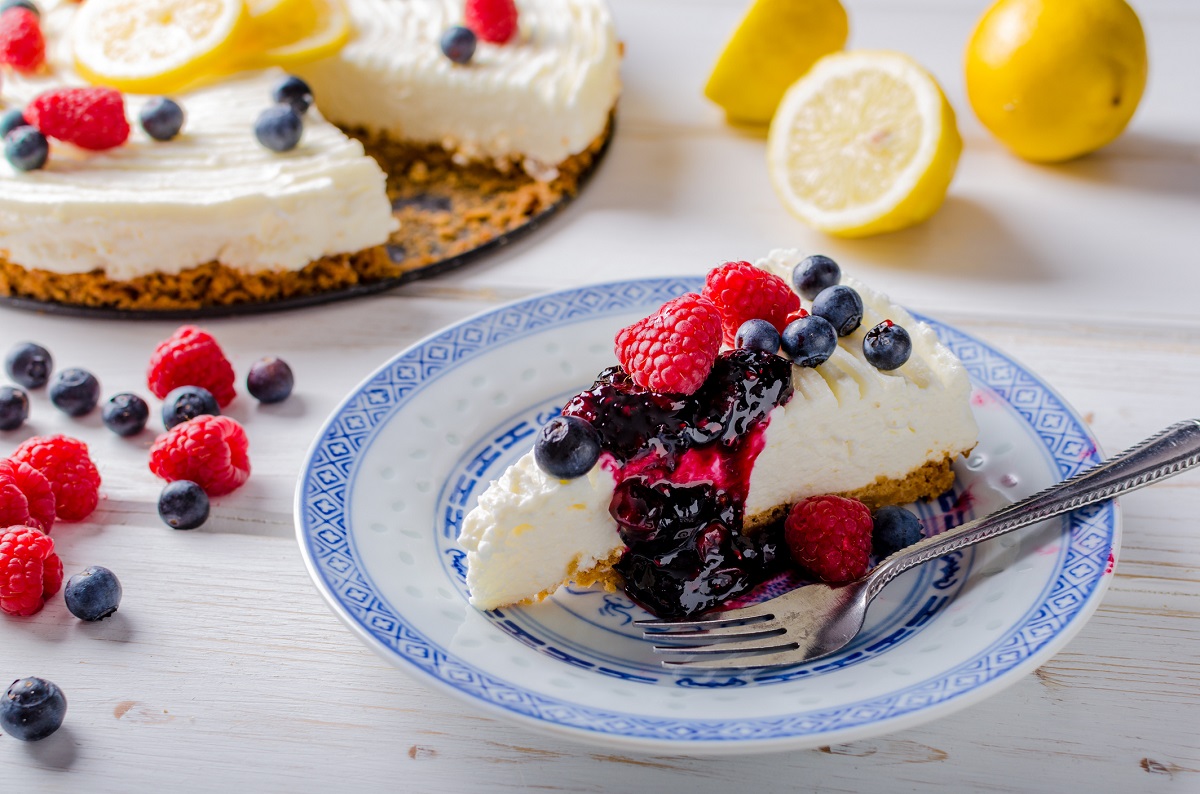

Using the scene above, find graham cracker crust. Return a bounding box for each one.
[555,451,967,599]
[0,121,611,312]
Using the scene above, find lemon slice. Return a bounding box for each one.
[72,0,248,95]
[767,51,962,238]
[237,0,350,68]
[705,0,848,125]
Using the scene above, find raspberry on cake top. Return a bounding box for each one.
[459,252,979,617]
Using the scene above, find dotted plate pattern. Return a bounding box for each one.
[296,277,1118,751]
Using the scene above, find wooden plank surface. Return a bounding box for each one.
[2,1,1199,791]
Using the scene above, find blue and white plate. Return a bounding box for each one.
[295,278,1119,755]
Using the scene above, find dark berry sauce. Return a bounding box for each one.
[561,349,794,618]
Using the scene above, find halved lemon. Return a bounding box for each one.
[72,0,248,95]
[767,51,962,238]
[705,0,848,125]
[236,0,350,68]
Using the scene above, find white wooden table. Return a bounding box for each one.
[3,1,1199,790]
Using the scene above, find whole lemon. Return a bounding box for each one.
[965,0,1148,162]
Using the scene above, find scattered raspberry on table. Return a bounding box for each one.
[149,415,250,496]
[147,325,237,408]
[0,459,56,533]
[0,526,62,616]
[11,435,101,522]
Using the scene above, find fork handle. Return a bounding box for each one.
[864,419,1200,601]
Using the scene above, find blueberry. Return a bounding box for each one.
[4,341,51,388]
[0,677,66,742]
[440,25,477,64]
[781,314,838,367]
[254,104,303,152]
[102,392,149,437]
[0,107,29,138]
[873,505,924,557]
[49,367,100,416]
[246,357,294,404]
[791,255,841,300]
[810,285,864,337]
[4,125,48,172]
[734,319,781,355]
[0,0,39,17]
[271,75,313,115]
[0,385,28,431]
[862,320,913,371]
[162,385,219,429]
[158,480,210,530]
[64,565,122,621]
[138,97,185,141]
[534,415,602,479]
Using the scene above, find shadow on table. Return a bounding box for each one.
[22,725,79,770]
[832,195,1049,283]
[1046,131,1200,199]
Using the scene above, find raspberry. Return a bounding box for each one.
[784,495,874,584]
[12,435,102,522]
[26,87,131,151]
[614,293,723,395]
[0,459,55,533]
[702,261,802,347]
[149,415,250,496]
[464,0,518,44]
[146,325,237,407]
[0,526,62,616]
[0,8,44,74]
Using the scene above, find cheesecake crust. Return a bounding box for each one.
[0,121,612,312]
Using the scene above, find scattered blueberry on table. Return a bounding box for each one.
[158,480,210,530]
[162,385,220,429]
[0,677,66,742]
[102,393,149,436]
[247,357,294,404]
[49,367,100,416]
[5,341,52,388]
[64,565,122,622]
[0,385,28,430]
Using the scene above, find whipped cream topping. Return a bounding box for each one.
[462,253,979,610]
[299,0,621,177]
[0,0,396,279]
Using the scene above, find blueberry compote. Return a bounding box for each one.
[561,349,794,618]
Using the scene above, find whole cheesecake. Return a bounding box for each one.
[459,251,979,616]
[0,0,621,310]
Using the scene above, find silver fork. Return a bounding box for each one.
[636,419,1200,670]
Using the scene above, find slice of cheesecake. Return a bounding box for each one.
[459,252,978,615]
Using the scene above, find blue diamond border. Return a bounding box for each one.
[295,277,1117,746]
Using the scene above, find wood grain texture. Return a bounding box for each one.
[2,0,1199,791]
